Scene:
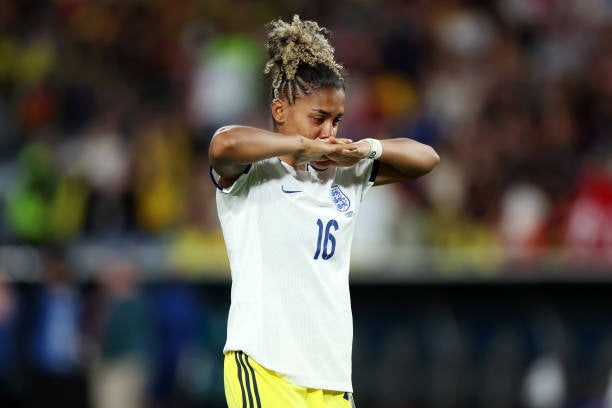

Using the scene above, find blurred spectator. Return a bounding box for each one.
[522,353,567,408]
[83,258,151,408]
[352,184,403,270]
[5,135,88,243]
[5,138,58,242]
[423,307,471,407]
[168,156,230,276]
[563,155,612,267]
[75,107,133,238]
[187,32,265,140]
[375,326,422,407]
[149,281,201,407]
[25,248,86,407]
[0,273,19,406]
[133,110,189,234]
[480,327,525,408]
[498,182,551,264]
[521,309,573,408]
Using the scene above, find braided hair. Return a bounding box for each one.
[264,15,345,105]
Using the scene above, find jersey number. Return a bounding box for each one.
[314,219,338,260]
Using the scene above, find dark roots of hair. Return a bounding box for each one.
[271,63,345,105]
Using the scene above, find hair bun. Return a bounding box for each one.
[264,15,342,82]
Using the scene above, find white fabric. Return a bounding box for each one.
[364,138,383,160]
[214,158,376,392]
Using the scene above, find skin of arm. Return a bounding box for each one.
[209,125,355,187]
[374,138,440,185]
[325,137,440,185]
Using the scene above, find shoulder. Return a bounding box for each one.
[213,158,283,195]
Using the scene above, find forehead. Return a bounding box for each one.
[293,88,345,113]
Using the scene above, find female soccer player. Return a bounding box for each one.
[209,15,439,408]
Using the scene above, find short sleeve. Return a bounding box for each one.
[209,164,254,196]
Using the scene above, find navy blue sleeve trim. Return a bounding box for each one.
[209,164,252,191]
[209,166,223,191]
[369,159,380,183]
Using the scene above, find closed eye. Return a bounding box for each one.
[312,117,325,124]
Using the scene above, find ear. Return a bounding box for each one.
[271,98,285,126]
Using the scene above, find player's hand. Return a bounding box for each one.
[302,136,354,169]
[292,137,356,167]
[309,136,359,168]
[317,138,370,167]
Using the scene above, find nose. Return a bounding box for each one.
[320,120,334,138]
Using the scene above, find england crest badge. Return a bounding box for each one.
[330,185,351,212]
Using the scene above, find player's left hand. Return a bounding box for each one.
[315,137,369,167]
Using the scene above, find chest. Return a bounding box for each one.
[258,167,359,220]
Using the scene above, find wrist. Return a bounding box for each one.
[293,135,308,152]
[364,138,383,160]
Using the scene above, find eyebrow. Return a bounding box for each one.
[311,109,344,117]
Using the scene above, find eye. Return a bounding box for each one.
[312,117,324,124]
[333,117,343,126]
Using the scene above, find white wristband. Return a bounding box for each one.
[364,138,382,160]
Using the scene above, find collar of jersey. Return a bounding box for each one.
[277,159,332,184]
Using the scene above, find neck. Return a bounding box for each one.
[279,155,306,171]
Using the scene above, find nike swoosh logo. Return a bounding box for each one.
[281,185,303,194]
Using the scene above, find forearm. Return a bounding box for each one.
[375,138,440,184]
[209,125,304,177]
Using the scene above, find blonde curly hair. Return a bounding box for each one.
[264,15,344,104]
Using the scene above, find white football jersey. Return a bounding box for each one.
[212,157,378,392]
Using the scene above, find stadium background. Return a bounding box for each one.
[0,0,611,407]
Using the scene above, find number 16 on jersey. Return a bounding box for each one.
[314,219,338,260]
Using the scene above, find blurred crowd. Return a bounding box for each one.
[0,252,225,408]
[0,1,612,407]
[0,0,611,276]
[3,260,612,408]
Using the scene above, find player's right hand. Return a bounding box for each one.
[293,137,356,167]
